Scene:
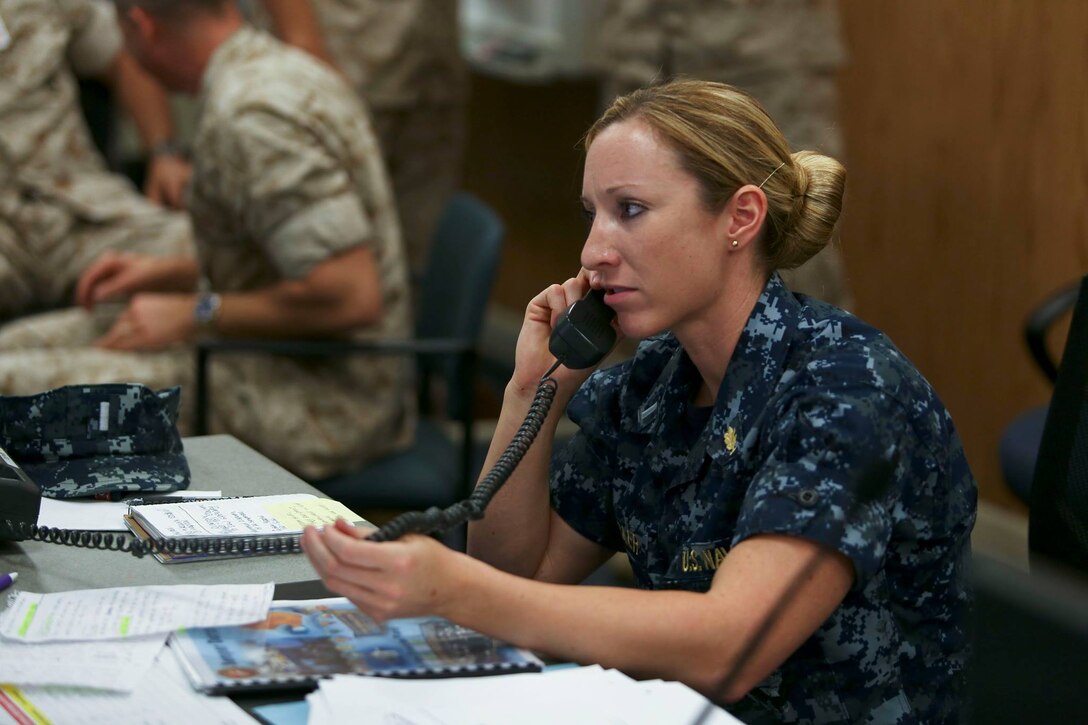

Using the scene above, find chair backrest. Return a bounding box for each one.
[1024,281,1081,384]
[1030,274,1088,574]
[415,192,505,421]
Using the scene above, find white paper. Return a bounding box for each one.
[0,648,256,724]
[0,583,274,642]
[0,634,165,691]
[37,492,224,532]
[307,667,741,725]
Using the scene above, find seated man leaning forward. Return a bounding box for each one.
[0,0,415,480]
[0,0,193,320]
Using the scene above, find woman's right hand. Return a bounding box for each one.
[509,271,618,400]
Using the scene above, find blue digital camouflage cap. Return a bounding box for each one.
[0,384,191,499]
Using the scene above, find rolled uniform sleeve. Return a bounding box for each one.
[62,0,122,77]
[216,107,373,278]
[734,382,913,588]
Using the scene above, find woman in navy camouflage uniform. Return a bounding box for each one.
[303,79,977,724]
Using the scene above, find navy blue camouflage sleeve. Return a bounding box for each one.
[549,373,625,552]
[733,383,912,587]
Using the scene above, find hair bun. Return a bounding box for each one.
[767,150,846,270]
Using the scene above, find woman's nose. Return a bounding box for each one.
[581,219,618,270]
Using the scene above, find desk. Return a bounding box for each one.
[0,435,333,594]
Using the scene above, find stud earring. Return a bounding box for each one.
[731,240,739,248]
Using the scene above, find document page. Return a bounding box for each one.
[0,648,256,724]
[0,583,274,642]
[0,635,165,691]
[36,492,223,532]
[130,494,363,538]
[306,667,743,725]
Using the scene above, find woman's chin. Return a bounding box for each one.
[618,316,665,342]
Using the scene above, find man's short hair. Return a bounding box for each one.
[113,0,231,19]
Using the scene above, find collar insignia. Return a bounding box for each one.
[724,426,738,454]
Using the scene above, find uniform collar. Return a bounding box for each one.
[621,273,803,464]
[708,272,804,461]
[198,26,264,102]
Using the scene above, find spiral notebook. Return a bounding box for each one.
[123,494,369,564]
[169,598,543,694]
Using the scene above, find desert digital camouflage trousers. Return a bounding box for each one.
[0,307,414,480]
[0,185,194,321]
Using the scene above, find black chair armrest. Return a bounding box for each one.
[1026,282,1081,384]
[193,336,474,434]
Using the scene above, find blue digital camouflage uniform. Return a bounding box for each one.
[0,384,190,498]
[551,273,977,723]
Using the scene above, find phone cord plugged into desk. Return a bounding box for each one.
[370,375,559,543]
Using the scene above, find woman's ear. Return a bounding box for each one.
[722,185,768,250]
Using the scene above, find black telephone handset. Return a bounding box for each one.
[0,445,41,541]
[548,288,617,370]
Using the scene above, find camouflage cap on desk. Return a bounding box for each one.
[0,384,191,499]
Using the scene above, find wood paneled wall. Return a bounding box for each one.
[837,0,1088,510]
[462,74,600,306]
[462,0,1088,511]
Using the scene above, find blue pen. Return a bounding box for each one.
[0,572,16,593]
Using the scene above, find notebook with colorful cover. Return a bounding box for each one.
[169,598,543,694]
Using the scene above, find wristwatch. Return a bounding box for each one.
[150,140,187,159]
[194,292,222,333]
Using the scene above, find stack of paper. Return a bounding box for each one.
[0,583,275,724]
[305,665,742,724]
[0,649,256,725]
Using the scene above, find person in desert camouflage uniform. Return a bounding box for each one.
[0,0,415,480]
[0,0,192,320]
[302,81,977,723]
[247,0,467,284]
[596,0,852,309]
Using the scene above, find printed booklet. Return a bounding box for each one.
[169,598,542,693]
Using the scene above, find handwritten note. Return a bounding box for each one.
[130,494,364,538]
[264,498,363,530]
[36,492,224,532]
[0,648,255,723]
[0,583,273,642]
[0,635,165,691]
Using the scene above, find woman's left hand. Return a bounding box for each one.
[302,519,461,622]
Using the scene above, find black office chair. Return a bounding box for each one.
[999,282,1080,504]
[193,192,505,515]
[1028,275,1088,575]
